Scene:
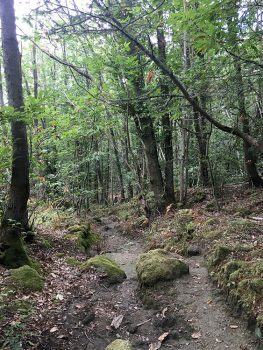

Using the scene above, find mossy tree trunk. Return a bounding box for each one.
[0,0,31,268]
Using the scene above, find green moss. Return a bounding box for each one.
[229,269,242,282]
[201,229,223,239]
[220,260,245,280]
[248,278,263,293]
[10,265,44,292]
[205,201,217,212]
[175,209,193,235]
[0,230,31,269]
[233,208,252,218]
[64,233,78,241]
[188,190,206,205]
[80,256,126,283]
[65,256,81,267]
[65,223,100,253]
[186,222,196,234]
[56,252,65,257]
[256,314,263,328]
[30,259,43,274]
[208,245,232,268]
[136,249,189,286]
[255,262,263,275]
[40,238,53,249]
[204,218,220,226]
[105,339,133,350]
[228,219,256,235]
[68,224,87,234]
[77,230,100,253]
[207,242,263,338]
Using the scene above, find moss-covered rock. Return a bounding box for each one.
[175,209,193,236]
[208,245,232,268]
[0,229,31,268]
[66,223,100,253]
[136,249,189,286]
[220,260,245,280]
[10,265,44,292]
[80,256,126,284]
[105,339,133,350]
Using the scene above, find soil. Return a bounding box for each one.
[36,215,258,350]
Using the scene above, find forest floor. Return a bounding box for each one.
[0,186,263,350]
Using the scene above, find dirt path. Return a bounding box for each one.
[97,216,258,350]
[38,216,258,350]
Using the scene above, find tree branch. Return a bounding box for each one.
[93,0,263,153]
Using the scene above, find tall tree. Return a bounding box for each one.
[0,0,31,268]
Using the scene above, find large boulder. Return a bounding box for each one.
[136,249,189,286]
[80,256,126,284]
[105,339,133,350]
[10,265,44,292]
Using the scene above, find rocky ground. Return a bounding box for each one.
[0,187,262,349]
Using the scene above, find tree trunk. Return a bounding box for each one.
[0,60,4,107]
[123,114,133,200]
[130,103,165,210]
[227,5,263,187]
[129,44,165,210]
[179,12,191,203]
[193,95,211,187]
[0,0,31,268]
[157,13,175,204]
[110,127,125,202]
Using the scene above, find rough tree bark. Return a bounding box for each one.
[157,12,175,204]
[0,0,31,268]
[228,5,263,187]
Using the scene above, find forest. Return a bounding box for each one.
[0,0,263,349]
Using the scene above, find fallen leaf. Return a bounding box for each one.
[56,293,64,301]
[111,314,124,329]
[161,307,168,318]
[158,332,169,342]
[191,331,202,339]
[149,341,162,350]
[50,326,58,333]
[149,332,170,350]
[57,334,66,339]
